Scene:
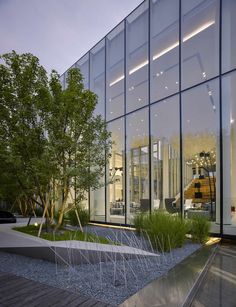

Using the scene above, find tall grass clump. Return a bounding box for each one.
[189,214,210,243]
[133,212,147,235]
[135,210,189,252]
[67,207,90,227]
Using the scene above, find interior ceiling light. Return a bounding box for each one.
[129,60,149,75]
[109,20,215,87]
[109,75,125,87]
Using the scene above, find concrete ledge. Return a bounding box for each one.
[0,245,158,266]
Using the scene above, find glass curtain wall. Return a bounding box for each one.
[182,79,220,233]
[181,0,219,89]
[106,22,125,121]
[59,0,236,236]
[126,1,149,113]
[90,40,105,117]
[90,40,106,222]
[126,108,149,224]
[107,118,125,224]
[222,71,236,236]
[222,0,236,73]
[150,0,179,102]
[75,53,89,89]
[151,96,180,212]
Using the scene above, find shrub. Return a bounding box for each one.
[67,207,90,227]
[133,212,147,235]
[34,206,43,217]
[189,214,210,243]
[140,211,189,252]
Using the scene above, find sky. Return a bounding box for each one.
[0,0,143,75]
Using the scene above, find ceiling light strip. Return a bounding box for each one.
[109,20,215,87]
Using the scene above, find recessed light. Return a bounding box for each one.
[208,91,212,96]
[156,73,160,77]
[160,71,163,75]
[231,118,235,124]
[165,86,168,90]
[176,81,179,84]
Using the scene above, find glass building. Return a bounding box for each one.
[60,0,236,238]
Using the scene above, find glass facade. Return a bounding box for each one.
[60,0,236,237]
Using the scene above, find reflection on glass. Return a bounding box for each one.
[181,0,219,89]
[127,108,149,223]
[107,118,125,224]
[126,1,149,113]
[182,79,219,232]
[90,40,105,117]
[60,74,65,89]
[222,71,236,236]
[151,96,180,213]
[90,179,105,222]
[75,53,89,89]
[222,0,236,73]
[106,23,125,121]
[150,0,179,102]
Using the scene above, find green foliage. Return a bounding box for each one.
[0,51,112,229]
[135,211,189,252]
[133,212,147,235]
[13,225,111,244]
[189,214,210,243]
[67,207,90,227]
[34,207,43,217]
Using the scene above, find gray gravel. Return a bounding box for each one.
[0,225,201,306]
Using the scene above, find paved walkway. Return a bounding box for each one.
[0,271,111,307]
[190,244,236,307]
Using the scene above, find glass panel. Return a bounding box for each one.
[151,95,180,213]
[90,40,105,117]
[181,0,219,89]
[107,118,125,224]
[59,74,65,89]
[75,53,89,89]
[106,23,125,121]
[90,179,105,222]
[150,0,179,102]
[126,1,149,113]
[222,0,236,73]
[222,71,236,236]
[182,79,220,233]
[126,108,149,224]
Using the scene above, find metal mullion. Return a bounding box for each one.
[179,0,184,218]
[148,0,152,215]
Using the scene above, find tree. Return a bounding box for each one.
[0,51,112,231]
[0,51,52,217]
[47,68,112,229]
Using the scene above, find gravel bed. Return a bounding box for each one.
[0,225,201,306]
